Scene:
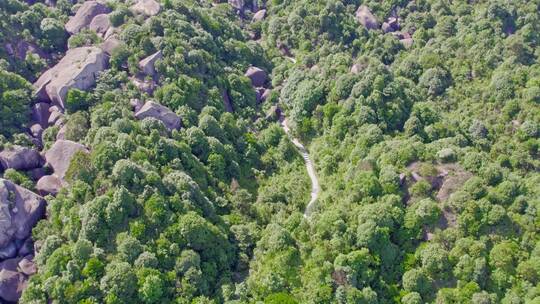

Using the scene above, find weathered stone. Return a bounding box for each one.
[135,101,182,131]
[130,99,144,112]
[244,66,267,87]
[65,1,111,34]
[31,102,50,128]
[0,146,42,171]
[49,105,61,113]
[400,38,413,49]
[0,243,17,260]
[130,0,161,16]
[4,40,49,61]
[33,47,108,109]
[89,13,110,35]
[101,36,122,55]
[0,257,26,302]
[18,256,37,276]
[131,76,157,94]
[350,63,365,74]
[48,110,64,126]
[252,9,266,22]
[44,140,89,180]
[139,51,162,77]
[36,175,65,196]
[0,179,46,249]
[355,5,379,30]
[382,17,399,33]
[30,124,44,139]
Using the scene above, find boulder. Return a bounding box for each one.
[131,76,157,94]
[244,66,267,87]
[56,125,67,141]
[382,17,399,33]
[0,257,26,302]
[350,63,365,74]
[65,1,111,34]
[130,0,161,16]
[36,175,65,196]
[139,51,163,77]
[30,124,44,139]
[18,256,37,276]
[33,47,108,109]
[130,99,144,112]
[0,146,42,171]
[44,140,89,180]
[252,9,266,22]
[89,13,110,36]
[355,5,379,30]
[400,38,413,49]
[134,101,182,131]
[31,102,50,128]
[101,36,122,55]
[48,110,64,126]
[0,179,46,249]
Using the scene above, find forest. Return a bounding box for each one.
[0,0,538,303]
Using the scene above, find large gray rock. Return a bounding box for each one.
[0,146,42,171]
[134,101,181,131]
[44,140,89,180]
[244,66,267,87]
[355,5,379,30]
[31,102,50,128]
[0,242,16,260]
[0,179,46,250]
[48,109,64,126]
[400,38,413,49]
[36,175,65,196]
[65,1,111,34]
[139,51,162,77]
[89,13,111,36]
[0,257,26,302]
[101,36,122,55]
[252,9,266,22]
[130,0,161,16]
[222,90,233,113]
[33,47,108,109]
[18,255,37,276]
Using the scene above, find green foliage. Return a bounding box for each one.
[0,69,32,137]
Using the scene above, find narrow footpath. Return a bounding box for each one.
[279,117,320,218]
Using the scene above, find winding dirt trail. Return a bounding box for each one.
[279,117,320,218]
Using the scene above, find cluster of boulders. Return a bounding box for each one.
[355,5,414,49]
[0,179,44,302]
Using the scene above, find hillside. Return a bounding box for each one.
[0,0,538,303]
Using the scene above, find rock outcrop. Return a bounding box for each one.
[130,0,161,16]
[139,50,162,77]
[0,179,46,249]
[65,1,111,34]
[101,36,122,55]
[33,46,108,109]
[36,175,65,196]
[245,66,267,87]
[355,5,379,30]
[134,101,182,131]
[0,257,26,302]
[44,140,89,180]
[89,13,111,36]
[0,146,42,171]
[253,9,266,22]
